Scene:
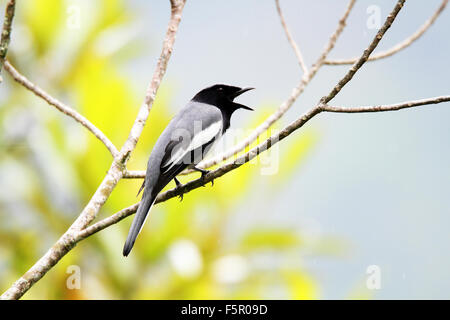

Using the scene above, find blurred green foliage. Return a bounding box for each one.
[0,0,341,299]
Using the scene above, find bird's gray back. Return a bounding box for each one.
[145,101,222,192]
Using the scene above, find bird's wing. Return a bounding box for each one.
[158,102,223,174]
[160,119,222,173]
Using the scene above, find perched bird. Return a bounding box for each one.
[123,84,254,256]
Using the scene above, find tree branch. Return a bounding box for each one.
[319,0,405,105]
[322,95,450,113]
[123,170,146,179]
[3,61,120,157]
[0,0,186,300]
[275,0,308,74]
[325,0,448,65]
[76,203,140,241]
[120,0,185,160]
[0,0,15,80]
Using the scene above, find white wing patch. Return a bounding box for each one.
[162,121,222,173]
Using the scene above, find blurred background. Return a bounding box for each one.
[0,0,449,299]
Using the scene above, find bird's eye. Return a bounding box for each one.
[217,87,223,91]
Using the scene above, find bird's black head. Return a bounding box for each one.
[192,84,254,112]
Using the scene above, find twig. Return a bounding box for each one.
[322,95,450,113]
[275,0,308,74]
[325,0,448,65]
[0,0,186,300]
[119,1,185,161]
[123,170,146,179]
[76,203,140,241]
[319,0,405,105]
[0,0,16,80]
[3,61,119,158]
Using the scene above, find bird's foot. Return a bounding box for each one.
[194,167,214,187]
[174,177,184,201]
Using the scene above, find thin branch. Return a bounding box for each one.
[0,0,16,80]
[322,95,450,113]
[319,0,405,105]
[114,0,185,171]
[275,0,308,74]
[189,0,356,174]
[325,0,448,65]
[76,203,140,241]
[3,61,119,158]
[0,0,186,300]
[123,170,146,179]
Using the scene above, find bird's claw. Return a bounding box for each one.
[198,169,214,187]
[174,177,184,201]
[208,176,214,187]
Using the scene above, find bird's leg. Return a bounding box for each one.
[193,167,214,187]
[173,177,184,201]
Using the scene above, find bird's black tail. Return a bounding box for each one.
[122,190,156,257]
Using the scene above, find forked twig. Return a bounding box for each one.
[275,0,308,74]
[325,0,448,65]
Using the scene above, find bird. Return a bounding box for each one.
[123,84,254,256]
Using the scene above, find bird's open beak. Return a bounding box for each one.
[231,87,254,110]
[231,87,254,99]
